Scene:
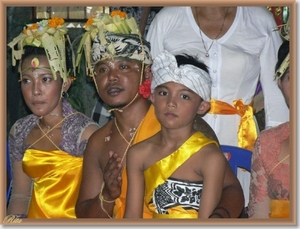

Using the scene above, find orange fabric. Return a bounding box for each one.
[209,99,257,151]
[22,149,83,218]
[113,105,161,218]
[269,199,290,218]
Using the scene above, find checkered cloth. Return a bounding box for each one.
[91,99,114,127]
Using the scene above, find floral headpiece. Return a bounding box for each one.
[275,11,290,80]
[7,17,70,82]
[75,10,152,77]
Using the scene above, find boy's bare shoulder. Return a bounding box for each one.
[128,134,160,158]
[132,132,159,149]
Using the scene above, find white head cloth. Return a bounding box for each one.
[151,50,211,101]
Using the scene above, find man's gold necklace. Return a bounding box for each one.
[197,7,229,57]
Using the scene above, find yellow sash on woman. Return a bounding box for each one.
[269,199,290,218]
[113,105,161,219]
[209,99,257,151]
[144,132,217,218]
[22,149,83,218]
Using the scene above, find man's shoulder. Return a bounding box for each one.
[88,120,114,141]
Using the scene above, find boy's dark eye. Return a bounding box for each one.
[158,91,168,96]
[181,94,189,100]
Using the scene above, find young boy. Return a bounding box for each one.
[124,50,228,218]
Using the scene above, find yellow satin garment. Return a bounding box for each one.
[209,99,257,151]
[269,199,290,218]
[113,105,161,219]
[153,207,198,218]
[22,149,83,218]
[144,132,217,218]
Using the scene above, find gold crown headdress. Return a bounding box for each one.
[274,9,290,80]
[75,10,152,78]
[7,17,71,82]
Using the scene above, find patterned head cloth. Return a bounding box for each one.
[91,32,152,67]
[151,50,212,102]
[76,10,152,77]
[7,17,70,82]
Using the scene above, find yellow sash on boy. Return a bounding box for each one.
[144,132,217,218]
[113,105,161,218]
[22,149,83,218]
[269,199,290,218]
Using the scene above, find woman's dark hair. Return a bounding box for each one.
[175,54,209,74]
[275,40,289,79]
[21,46,46,62]
[20,44,73,76]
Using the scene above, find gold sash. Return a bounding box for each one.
[113,105,161,219]
[144,132,217,218]
[22,149,83,218]
[209,99,257,151]
[269,199,290,218]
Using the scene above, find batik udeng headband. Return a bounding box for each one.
[75,10,152,77]
[151,50,212,102]
[91,32,152,68]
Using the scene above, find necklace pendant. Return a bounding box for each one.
[205,52,209,57]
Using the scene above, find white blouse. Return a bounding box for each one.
[147,6,289,147]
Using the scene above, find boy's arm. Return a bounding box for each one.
[193,115,244,218]
[198,145,227,218]
[124,147,145,218]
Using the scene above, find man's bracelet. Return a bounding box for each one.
[99,182,116,203]
[213,206,231,218]
[209,212,224,218]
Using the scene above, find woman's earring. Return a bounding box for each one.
[62,91,69,98]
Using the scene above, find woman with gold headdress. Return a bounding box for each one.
[248,30,290,218]
[6,18,99,218]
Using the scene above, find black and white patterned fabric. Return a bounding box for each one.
[150,177,203,214]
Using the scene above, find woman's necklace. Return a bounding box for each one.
[30,112,78,149]
[114,117,145,163]
[197,7,229,57]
